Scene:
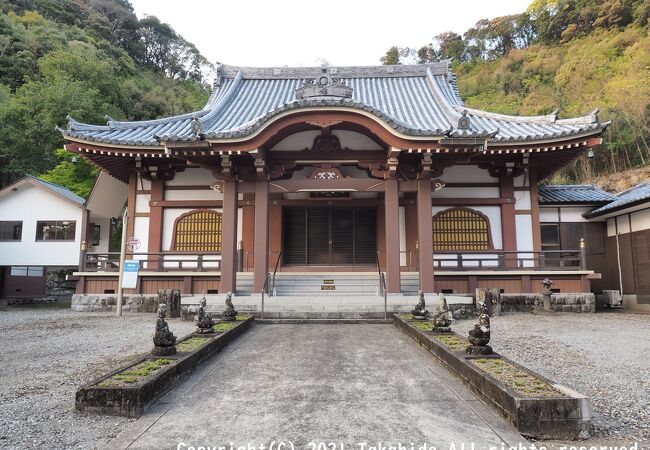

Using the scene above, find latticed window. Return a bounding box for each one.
[173,210,222,252]
[432,208,491,251]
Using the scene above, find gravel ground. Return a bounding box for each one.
[0,305,195,450]
[1,307,648,449]
[455,311,650,449]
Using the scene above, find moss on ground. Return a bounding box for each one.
[212,322,236,333]
[432,334,469,351]
[176,336,211,352]
[98,358,172,387]
[409,320,432,331]
[471,358,565,398]
[235,314,249,321]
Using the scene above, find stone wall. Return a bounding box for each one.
[500,293,596,313]
[71,294,160,313]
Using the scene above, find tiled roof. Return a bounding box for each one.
[27,176,85,205]
[585,182,650,218]
[538,185,614,204]
[61,62,607,146]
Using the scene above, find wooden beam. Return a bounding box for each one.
[269,178,385,193]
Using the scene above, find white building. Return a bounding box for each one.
[0,174,126,298]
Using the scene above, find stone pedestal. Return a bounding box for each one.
[466,345,493,355]
[432,327,451,334]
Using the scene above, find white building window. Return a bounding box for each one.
[36,220,76,241]
[10,266,44,277]
[0,221,22,241]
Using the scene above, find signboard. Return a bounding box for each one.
[321,285,336,290]
[126,237,141,252]
[122,260,139,289]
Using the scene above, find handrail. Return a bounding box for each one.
[270,250,283,296]
[83,251,222,272]
[376,252,387,319]
[432,249,584,271]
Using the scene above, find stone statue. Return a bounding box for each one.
[466,310,492,355]
[223,292,237,321]
[152,303,177,356]
[196,296,214,334]
[476,288,501,317]
[168,289,181,318]
[410,290,429,320]
[535,278,555,313]
[431,293,452,333]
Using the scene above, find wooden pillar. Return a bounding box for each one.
[241,194,255,271]
[220,180,238,293]
[79,208,90,270]
[529,165,542,253]
[416,178,434,293]
[499,173,517,267]
[147,178,164,269]
[384,178,401,293]
[126,172,137,239]
[253,181,269,292]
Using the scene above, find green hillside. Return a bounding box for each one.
[0,0,212,196]
[382,0,650,185]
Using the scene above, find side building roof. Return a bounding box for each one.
[0,176,85,207]
[538,185,615,205]
[585,182,650,218]
[61,62,607,147]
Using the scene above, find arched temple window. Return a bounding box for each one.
[172,210,223,252]
[432,208,493,251]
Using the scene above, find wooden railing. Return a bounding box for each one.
[433,250,584,271]
[83,252,222,272]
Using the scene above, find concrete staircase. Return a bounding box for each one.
[195,271,420,319]
[400,272,420,296]
[269,273,380,297]
[235,272,254,296]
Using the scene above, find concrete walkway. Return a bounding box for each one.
[108,324,527,450]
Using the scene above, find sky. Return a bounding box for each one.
[130,0,533,67]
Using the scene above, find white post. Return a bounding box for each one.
[116,209,128,317]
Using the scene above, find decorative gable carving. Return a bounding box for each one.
[311,133,342,152]
[309,167,343,180]
[295,70,353,99]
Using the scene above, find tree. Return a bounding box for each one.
[137,15,210,81]
[418,32,466,63]
[39,149,98,197]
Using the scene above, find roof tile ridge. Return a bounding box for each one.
[66,116,110,132]
[457,106,560,124]
[425,68,461,127]
[199,71,244,128]
[218,62,450,80]
[105,109,209,130]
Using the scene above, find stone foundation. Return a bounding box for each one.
[71,294,160,313]
[500,293,596,313]
[71,292,596,315]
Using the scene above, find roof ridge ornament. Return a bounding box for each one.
[191,116,203,137]
[213,64,222,88]
[590,108,600,123]
[295,68,353,100]
[457,110,470,130]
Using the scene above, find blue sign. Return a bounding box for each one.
[122,260,139,289]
